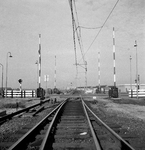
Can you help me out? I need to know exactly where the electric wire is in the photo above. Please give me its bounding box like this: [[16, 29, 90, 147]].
[[79, 25, 103, 30], [84, 0, 120, 56], [73, 0, 85, 64], [69, 0, 120, 88]]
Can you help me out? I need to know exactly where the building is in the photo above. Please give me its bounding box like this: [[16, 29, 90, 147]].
[[77, 85, 107, 94], [117, 84, 145, 93]]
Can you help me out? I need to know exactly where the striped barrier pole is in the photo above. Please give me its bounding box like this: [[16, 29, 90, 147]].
[[113, 27, 116, 87], [54, 55, 56, 88], [98, 52, 100, 92], [38, 34, 41, 89], [130, 55, 133, 98]]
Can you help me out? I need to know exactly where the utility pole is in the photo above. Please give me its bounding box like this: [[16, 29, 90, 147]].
[[69, 0, 78, 87], [85, 61, 87, 90], [130, 55, 132, 98], [69, 0, 87, 90], [134, 40, 138, 99], [5, 52, 12, 98]]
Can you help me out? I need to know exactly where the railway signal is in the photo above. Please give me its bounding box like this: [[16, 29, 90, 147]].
[[18, 79, 22, 91]]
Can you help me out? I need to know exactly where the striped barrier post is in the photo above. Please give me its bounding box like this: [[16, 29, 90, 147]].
[[38, 34, 41, 89], [113, 27, 116, 87], [98, 52, 100, 92]]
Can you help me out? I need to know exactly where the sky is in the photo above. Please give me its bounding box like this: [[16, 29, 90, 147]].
[[0, 0, 144, 89]]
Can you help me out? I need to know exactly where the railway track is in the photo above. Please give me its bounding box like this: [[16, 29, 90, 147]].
[[7, 97, 135, 150], [0, 99, 50, 125]]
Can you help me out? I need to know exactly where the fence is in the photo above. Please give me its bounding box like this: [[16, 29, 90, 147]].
[[4, 90, 36, 98], [128, 89, 145, 98]]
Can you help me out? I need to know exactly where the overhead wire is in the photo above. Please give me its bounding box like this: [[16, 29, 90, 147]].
[[84, 0, 120, 56], [73, 0, 86, 64], [68, 0, 120, 88], [79, 25, 103, 30]]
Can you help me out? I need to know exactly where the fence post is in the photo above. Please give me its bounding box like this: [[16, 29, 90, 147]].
[[24, 90, 26, 98], [32, 90, 34, 97], [21, 90, 23, 98], [11, 90, 13, 98]]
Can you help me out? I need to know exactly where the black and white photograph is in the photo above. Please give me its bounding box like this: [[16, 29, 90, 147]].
[[0, 0, 145, 149]]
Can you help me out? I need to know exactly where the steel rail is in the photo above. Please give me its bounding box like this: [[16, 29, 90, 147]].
[[0, 99, 50, 123], [83, 100, 136, 150], [39, 99, 67, 150], [81, 99, 102, 150], [8, 99, 67, 150]]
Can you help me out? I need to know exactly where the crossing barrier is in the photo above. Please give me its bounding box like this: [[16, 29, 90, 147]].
[[128, 89, 145, 98], [4, 90, 36, 98]]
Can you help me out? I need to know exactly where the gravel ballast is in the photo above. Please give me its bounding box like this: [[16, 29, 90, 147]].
[[87, 97, 145, 150], [1, 96, 145, 150]]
